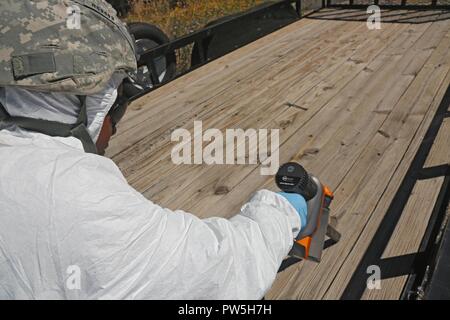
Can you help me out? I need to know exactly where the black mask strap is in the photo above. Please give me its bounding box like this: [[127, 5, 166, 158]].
[[0, 93, 98, 154]]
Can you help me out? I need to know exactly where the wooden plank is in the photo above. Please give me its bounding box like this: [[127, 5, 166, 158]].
[[269, 20, 450, 300], [424, 117, 450, 168], [321, 29, 450, 299], [135, 22, 407, 210], [107, 18, 331, 158], [115, 18, 318, 128], [118, 18, 440, 300], [192, 21, 430, 220], [115, 19, 374, 188], [109, 19, 349, 171], [362, 96, 450, 299], [124, 18, 318, 105], [132, 20, 392, 206], [108, 9, 450, 300], [361, 177, 445, 300]]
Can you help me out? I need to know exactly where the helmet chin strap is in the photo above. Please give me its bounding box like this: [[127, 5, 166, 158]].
[[0, 95, 98, 154]]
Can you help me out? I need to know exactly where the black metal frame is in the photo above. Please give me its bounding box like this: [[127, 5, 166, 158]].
[[320, 0, 450, 299], [341, 85, 450, 300], [132, 0, 450, 101], [327, 0, 450, 10], [308, 2, 450, 24], [140, 0, 302, 66], [424, 205, 450, 299], [132, 0, 304, 101]]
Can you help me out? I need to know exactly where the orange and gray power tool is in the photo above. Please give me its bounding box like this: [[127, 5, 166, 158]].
[[276, 162, 341, 262]]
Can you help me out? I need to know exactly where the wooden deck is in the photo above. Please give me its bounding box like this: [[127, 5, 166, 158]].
[[108, 8, 450, 299]]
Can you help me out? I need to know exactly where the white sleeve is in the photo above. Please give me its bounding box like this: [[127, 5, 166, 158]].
[[60, 156, 301, 300]]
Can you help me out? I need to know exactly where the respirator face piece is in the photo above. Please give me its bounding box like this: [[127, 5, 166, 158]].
[[109, 93, 128, 135]]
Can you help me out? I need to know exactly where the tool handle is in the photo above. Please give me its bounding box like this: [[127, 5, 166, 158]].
[[275, 162, 317, 201], [296, 176, 324, 239]]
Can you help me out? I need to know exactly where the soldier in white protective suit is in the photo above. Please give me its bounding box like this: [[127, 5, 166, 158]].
[[0, 0, 307, 299]]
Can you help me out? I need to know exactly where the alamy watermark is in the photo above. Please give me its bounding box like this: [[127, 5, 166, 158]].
[[171, 121, 280, 175], [67, 5, 81, 30], [66, 265, 81, 290], [367, 265, 381, 290], [367, 5, 381, 30]]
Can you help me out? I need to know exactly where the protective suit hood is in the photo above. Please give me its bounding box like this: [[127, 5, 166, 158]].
[[0, 74, 124, 143]]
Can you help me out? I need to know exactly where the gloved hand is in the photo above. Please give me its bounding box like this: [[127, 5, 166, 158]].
[[278, 192, 308, 232]]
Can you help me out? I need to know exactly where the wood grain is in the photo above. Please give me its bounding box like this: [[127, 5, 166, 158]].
[[109, 9, 450, 299]]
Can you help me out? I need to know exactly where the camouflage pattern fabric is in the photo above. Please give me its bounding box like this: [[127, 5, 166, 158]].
[[0, 0, 137, 95]]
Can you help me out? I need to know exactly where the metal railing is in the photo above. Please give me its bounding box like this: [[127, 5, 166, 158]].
[[327, 0, 450, 9], [131, 0, 304, 101], [132, 0, 449, 101]]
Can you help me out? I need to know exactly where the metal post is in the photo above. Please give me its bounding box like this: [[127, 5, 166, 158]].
[[196, 41, 206, 64], [148, 60, 161, 86], [295, 0, 302, 17]]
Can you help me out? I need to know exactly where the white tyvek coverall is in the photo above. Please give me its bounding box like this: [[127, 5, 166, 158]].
[[0, 84, 301, 300]]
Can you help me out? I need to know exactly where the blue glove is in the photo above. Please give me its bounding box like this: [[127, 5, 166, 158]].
[[278, 192, 308, 231]]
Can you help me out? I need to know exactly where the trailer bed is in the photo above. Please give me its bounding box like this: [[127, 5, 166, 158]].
[[108, 8, 450, 299]]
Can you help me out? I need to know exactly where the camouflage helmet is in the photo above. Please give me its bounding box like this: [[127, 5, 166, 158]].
[[0, 0, 137, 95]]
